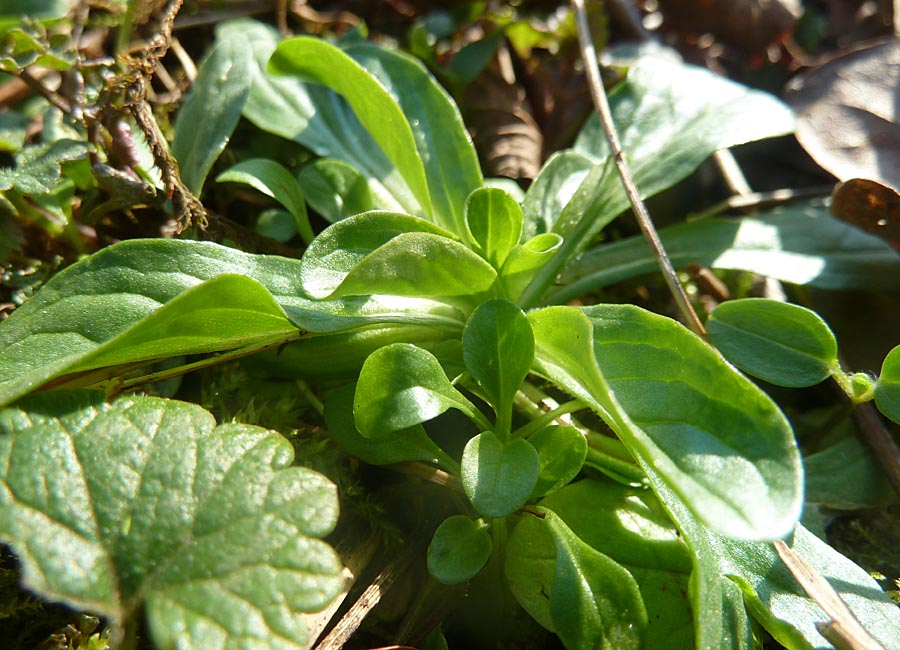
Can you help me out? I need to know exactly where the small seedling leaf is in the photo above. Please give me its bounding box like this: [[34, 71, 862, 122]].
[[427, 515, 492, 584], [707, 298, 838, 387], [354, 343, 480, 437], [297, 158, 374, 223], [217, 158, 313, 242], [325, 383, 457, 471], [465, 187, 523, 268], [528, 425, 588, 498], [463, 300, 534, 424], [875, 344, 900, 424], [461, 431, 539, 518], [500, 233, 563, 302], [0, 390, 343, 649]]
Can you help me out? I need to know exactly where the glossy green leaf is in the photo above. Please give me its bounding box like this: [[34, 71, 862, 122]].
[[507, 479, 693, 647], [0, 0, 68, 32], [529, 304, 802, 541], [804, 436, 894, 509], [646, 479, 755, 650], [0, 391, 343, 649], [217, 158, 313, 243], [269, 37, 434, 220], [707, 298, 838, 388], [463, 300, 534, 429], [354, 343, 484, 438], [527, 425, 588, 498], [0, 139, 90, 195], [298, 211, 491, 301], [465, 187, 523, 269], [500, 233, 563, 303], [0, 239, 466, 408], [521, 45, 795, 305], [521, 150, 593, 240], [218, 19, 417, 215], [545, 509, 647, 650], [712, 526, 900, 650], [875, 345, 900, 424], [297, 158, 374, 223], [551, 203, 900, 302], [461, 431, 539, 518], [427, 515, 492, 584], [344, 42, 482, 236], [172, 32, 251, 196], [324, 383, 457, 471]]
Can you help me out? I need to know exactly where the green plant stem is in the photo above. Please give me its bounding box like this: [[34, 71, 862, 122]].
[[512, 398, 586, 439], [295, 379, 325, 416], [571, 0, 706, 339], [115, 330, 309, 392]]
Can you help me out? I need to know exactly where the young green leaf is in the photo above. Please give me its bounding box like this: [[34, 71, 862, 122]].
[[297, 158, 374, 223], [217, 19, 418, 215], [506, 479, 693, 648], [527, 425, 588, 498], [463, 300, 534, 431], [529, 305, 802, 541], [172, 32, 251, 196], [354, 343, 486, 437], [427, 515, 492, 584], [324, 383, 458, 471], [707, 298, 838, 388], [344, 42, 483, 236], [521, 150, 593, 240], [465, 187, 523, 269], [217, 158, 314, 243], [269, 37, 434, 220], [875, 344, 900, 424], [500, 233, 563, 303], [551, 202, 900, 302], [0, 391, 344, 649], [545, 510, 648, 650], [461, 431, 539, 518]]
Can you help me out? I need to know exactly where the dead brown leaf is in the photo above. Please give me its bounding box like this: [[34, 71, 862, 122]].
[[656, 0, 802, 53], [831, 178, 900, 250], [785, 38, 900, 191]]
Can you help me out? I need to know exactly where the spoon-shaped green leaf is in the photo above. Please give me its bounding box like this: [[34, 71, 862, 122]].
[[427, 515, 492, 584], [461, 431, 539, 517]]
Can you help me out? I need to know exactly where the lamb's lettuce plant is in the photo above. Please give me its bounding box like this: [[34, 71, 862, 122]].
[[1, 20, 899, 650]]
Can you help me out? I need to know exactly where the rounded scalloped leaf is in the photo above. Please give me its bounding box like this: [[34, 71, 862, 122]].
[[875, 345, 900, 424], [0, 391, 343, 649], [707, 298, 838, 388]]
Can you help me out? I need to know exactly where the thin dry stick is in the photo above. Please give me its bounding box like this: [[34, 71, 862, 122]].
[[773, 540, 885, 650], [571, 0, 706, 338]]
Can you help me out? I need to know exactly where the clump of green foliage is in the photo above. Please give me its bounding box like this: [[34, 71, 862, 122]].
[[1, 3, 899, 650]]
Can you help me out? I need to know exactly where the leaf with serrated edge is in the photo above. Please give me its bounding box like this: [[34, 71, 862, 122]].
[[528, 305, 802, 541], [0, 390, 343, 649]]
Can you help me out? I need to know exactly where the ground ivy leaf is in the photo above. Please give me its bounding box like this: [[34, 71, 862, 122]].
[[0, 390, 343, 649], [463, 300, 534, 426], [875, 344, 900, 424], [461, 431, 539, 518], [529, 305, 802, 541], [707, 298, 838, 388], [354, 343, 482, 437], [172, 31, 251, 196], [427, 515, 492, 584]]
